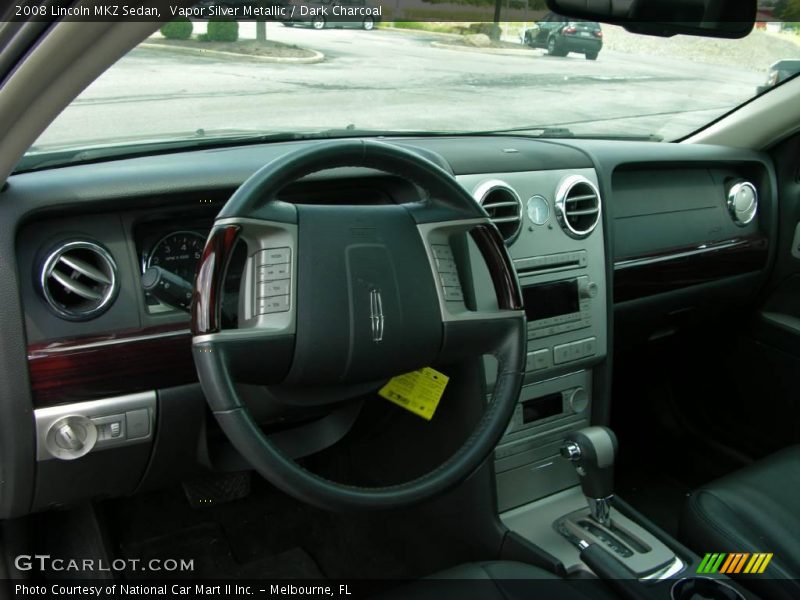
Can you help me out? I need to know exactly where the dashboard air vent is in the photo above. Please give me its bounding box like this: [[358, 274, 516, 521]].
[[555, 175, 602, 239], [727, 181, 758, 226], [40, 240, 119, 321], [473, 180, 523, 244]]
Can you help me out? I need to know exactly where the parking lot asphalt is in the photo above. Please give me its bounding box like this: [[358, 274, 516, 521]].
[[33, 24, 763, 148]]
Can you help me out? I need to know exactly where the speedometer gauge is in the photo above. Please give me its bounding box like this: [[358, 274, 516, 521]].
[[146, 231, 205, 283], [526, 195, 550, 226]]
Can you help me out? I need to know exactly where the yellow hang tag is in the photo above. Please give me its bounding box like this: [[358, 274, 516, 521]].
[[378, 367, 450, 421]]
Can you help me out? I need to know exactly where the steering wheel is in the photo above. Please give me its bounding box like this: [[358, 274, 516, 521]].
[[191, 140, 525, 511]]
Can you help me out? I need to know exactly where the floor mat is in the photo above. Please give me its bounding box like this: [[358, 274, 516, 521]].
[[121, 521, 322, 579]]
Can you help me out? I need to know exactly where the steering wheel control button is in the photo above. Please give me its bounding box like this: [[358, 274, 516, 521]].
[[431, 244, 454, 260], [431, 244, 465, 303], [443, 286, 465, 302], [259, 263, 291, 281], [439, 272, 461, 288], [258, 279, 290, 297], [254, 247, 292, 315], [435, 257, 457, 273], [258, 295, 290, 314], [45, 415, 98, 460], [258, 247, 291, 266]]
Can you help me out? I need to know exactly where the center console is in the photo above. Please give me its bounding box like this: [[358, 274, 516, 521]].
[[458, 167, 607, 512], [460, 166, 750, 599]]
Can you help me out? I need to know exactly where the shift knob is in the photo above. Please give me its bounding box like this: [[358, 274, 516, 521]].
[[562, 426, 618, 523]]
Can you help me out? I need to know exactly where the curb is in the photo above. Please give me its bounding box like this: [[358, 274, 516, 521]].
[[140, 42, 325, 64], [430, 41, 541, 56], [377, 26, 465, 40]]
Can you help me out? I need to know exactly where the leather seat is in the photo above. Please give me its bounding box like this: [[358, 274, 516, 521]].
[[680, 445, 800, 600], [376, 561, 603, 600]]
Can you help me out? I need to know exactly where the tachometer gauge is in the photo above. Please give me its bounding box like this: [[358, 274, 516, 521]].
[[527, 195, 550, 226], [146, 231, 206, 283]]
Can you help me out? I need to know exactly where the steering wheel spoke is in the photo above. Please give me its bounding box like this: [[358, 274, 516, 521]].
[[192, 217, 298, 407], [417, 218, 525, 365]]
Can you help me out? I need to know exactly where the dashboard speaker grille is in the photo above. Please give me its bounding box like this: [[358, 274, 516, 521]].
[[473, 180, 523, 244], [40, 240, 119, 321], [555, 175, 602, 239]]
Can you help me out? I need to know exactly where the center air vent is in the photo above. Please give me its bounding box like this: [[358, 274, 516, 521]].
[[473, 180, 523, 244], [40, 240, 119, 321], [555, 175, 602, 239]]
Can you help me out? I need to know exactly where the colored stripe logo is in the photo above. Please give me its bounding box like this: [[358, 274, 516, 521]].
[[697, 553, 773, 574]]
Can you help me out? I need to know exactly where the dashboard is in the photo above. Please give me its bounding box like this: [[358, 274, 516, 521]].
[[1, 135, 776, 517]]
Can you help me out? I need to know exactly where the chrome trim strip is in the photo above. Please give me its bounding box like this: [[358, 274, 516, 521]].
[[643, 556, 686, 581], [613, 239, 748, 271], [30, 329, 191, 355]]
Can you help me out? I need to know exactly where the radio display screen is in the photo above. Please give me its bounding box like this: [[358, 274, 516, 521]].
[[523, 279, 580, 322]]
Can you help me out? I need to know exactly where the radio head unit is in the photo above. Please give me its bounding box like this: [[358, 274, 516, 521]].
[[524, 276, 598, 340]]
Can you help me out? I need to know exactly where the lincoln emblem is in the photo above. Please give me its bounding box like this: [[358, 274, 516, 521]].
[[369, 288, 384, 342]]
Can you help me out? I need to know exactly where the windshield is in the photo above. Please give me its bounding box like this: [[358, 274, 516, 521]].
[[22, 17, 800, 166]]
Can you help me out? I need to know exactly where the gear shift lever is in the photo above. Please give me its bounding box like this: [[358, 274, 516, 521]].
[[561, 426, 618, 525]]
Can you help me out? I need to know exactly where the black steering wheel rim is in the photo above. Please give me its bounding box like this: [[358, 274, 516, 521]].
[[191, 139, 526, 511]]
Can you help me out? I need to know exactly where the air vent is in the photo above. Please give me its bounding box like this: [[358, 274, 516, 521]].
[[555, 175, 602, 239], [727, 181, 758, 226], [473, 180, 523, 244], [40, 240, 119, 321]]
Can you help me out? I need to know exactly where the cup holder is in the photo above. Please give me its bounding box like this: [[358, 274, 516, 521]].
[[671, 577, 745, 600]]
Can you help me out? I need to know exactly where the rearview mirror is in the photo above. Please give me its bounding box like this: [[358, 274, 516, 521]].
[[546, 0, 757, 39]]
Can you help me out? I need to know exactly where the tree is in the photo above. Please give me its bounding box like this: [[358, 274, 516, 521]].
[[256, 19, 266, 42], [775, 0, 800, 20]]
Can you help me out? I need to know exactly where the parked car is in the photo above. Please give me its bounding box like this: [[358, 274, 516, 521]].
[[757, 59, 800, 94], [283, 0, 380, 30], [523, 13, 603, 60]]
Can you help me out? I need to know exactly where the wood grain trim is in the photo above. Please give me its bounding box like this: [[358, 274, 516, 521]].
[[470, 224, 524, 311], [613, 234, 769, 303], [27, 324, 195, 407], [192, 224, 240, 335]]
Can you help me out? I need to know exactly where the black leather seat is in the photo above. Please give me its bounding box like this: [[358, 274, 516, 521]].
[[680, 445, 800, 600], [376, 561, 602, 600]]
